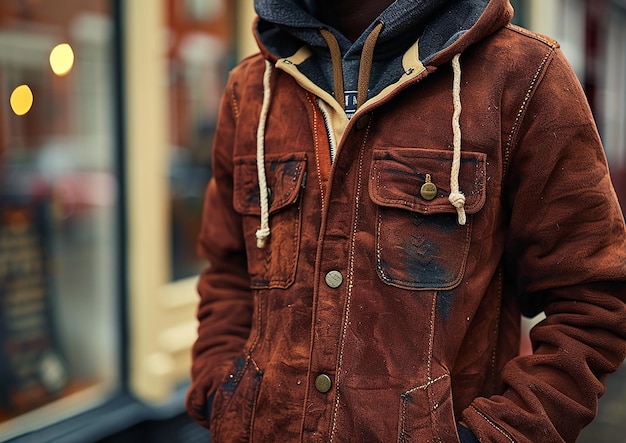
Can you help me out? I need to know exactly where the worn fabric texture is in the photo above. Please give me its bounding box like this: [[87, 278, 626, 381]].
[[186, 0, 626, 441]]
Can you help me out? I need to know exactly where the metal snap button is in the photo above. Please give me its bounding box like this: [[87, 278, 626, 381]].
[[325, 270, 343, 289], [315, 373, 332, 393], [420, 174, 437, 201]]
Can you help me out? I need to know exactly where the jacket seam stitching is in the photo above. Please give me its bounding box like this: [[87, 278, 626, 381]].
[[426, 291, 438, 437], [398, 374, 450, 443], [503, 48, 555, 177], [229, 81, 240, 120], [489, 267, 504, 392], [329, 117, 372, 443], [307, 94, 327, 211], [471, 405, 516, 442], [505, 24, 559, 49], [248, 290, 263, 354]]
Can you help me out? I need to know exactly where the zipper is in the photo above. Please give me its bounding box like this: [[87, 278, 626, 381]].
[[317, 98, 337, 163]]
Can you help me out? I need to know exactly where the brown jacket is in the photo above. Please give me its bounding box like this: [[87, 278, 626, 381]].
[[186, 1, 626, 441]]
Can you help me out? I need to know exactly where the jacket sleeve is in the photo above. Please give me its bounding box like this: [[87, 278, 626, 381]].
[[185, 73, 253, 429], [463, 47, 626, 442]]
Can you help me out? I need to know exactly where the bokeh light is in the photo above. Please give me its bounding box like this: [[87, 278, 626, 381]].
[[49, 43, 75, 76], [10, 85, 34, 116]]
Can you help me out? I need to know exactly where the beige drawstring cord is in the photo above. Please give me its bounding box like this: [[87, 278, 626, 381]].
[[256, 59, 273, 248], [449, 53, 466, 225]]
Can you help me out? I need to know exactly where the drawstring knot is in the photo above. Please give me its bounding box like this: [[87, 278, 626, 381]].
[[449, 53, 466, 225]]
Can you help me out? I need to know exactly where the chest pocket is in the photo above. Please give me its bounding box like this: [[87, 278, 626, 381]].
[[233, 153, 307, 289], [369, 148, 486, 290]]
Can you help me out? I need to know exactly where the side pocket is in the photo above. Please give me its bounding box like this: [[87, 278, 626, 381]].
[[398, 374, 458, 443], [210, 356, 264, 442]]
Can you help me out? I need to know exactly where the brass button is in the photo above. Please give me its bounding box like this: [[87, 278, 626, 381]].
[[325, 270, 343, 289], [315, 373, 332, 393], [420, 174, 437, 201], [356, 114, 371, 130]]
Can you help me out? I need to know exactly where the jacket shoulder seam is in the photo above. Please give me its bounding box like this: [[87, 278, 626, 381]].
[[502, 40, 557, 176], [504, 24, 559, 50]]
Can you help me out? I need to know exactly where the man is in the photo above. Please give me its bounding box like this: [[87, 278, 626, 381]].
[[186, 0, 626, 441]]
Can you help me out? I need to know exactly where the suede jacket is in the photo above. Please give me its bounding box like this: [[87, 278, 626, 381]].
[[186, 0, 626, 441]]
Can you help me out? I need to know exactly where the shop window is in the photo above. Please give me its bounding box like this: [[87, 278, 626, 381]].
[[0, 1, 119, 439]]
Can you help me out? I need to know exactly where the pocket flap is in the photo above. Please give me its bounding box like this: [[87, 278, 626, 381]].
[[234, 153, 307, 216], [370, 148, 487, 215]]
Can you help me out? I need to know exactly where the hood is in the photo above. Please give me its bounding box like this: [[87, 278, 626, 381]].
[[253, 0, 513, 111], [254, 0, 514, 64]]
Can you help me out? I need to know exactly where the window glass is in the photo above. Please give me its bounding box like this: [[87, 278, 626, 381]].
[[0, 1, 119, 438], [166, 0, 235, 280]]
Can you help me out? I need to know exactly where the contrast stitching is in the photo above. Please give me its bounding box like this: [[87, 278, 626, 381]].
[[248, 289, 263, 354], [427, 293, 437, 381], [230, 83, 240, 120], [503, 49, 553, 175], [329, 119, 371, 443], [489, 267, 504, 393], [506, 24, 559, 49], [406, 373, 450, 394], [307, 94, 326, 210], [471, 406, 516, 442], [375, 210, 472, 290], [425, 292, 438, 438], [398, 373, 450, 443]]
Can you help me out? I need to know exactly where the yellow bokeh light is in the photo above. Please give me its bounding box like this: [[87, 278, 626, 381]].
[[10, 85, 34, 116], [50, 43, 75, 76]]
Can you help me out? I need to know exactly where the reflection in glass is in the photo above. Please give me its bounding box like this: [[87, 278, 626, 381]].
[[166, 0, 235, 280]]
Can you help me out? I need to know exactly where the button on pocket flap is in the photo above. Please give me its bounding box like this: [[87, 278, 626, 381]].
[[234, 153, 307, 216], [370, 148, 486, 215]]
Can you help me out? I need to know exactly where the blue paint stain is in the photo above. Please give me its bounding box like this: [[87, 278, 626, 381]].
[[401, 392, 414, 403], [222, 356, 246, 393], [437, 290, 454, 321], [401, 216, 456, 287]]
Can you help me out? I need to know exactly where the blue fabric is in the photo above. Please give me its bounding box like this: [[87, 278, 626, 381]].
[[205, 391, 216, 423], [457, 423, 480, 443]]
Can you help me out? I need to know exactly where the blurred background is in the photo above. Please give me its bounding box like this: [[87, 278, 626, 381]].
[[0, 0, 623, 442]]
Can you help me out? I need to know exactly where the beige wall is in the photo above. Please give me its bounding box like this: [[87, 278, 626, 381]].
[[237, 0, 258, 60]]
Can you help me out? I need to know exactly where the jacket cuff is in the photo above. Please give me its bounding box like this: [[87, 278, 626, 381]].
[[457, 423, 480, 443]]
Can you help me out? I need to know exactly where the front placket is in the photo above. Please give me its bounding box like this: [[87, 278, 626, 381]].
[[301, 111, 373, 442]]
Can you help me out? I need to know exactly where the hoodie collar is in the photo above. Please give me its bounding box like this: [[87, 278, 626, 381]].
[[254, 0, 513, 65], [254, 0, 449, 60]]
